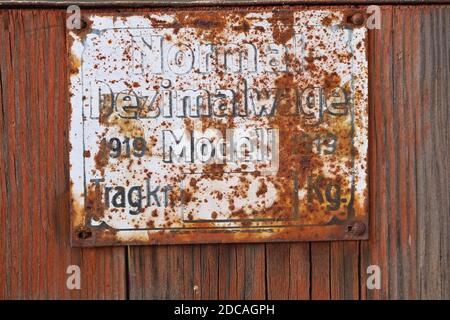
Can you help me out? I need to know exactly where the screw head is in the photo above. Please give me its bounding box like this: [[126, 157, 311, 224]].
[[351, 13, 365, 26], [353, 221, 366, 235], [347, 221, 366, 236]]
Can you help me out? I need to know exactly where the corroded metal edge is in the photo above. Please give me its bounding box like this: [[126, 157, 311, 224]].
[[71, 223, 369, 247]]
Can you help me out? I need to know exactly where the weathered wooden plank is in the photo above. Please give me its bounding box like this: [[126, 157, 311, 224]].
[[414, 6, 449, 299], [360, 5, 450, 299], [310, 242, 330, 299], [218, 244, 265, 299], [182, 245, 203, 299], [198, 244, 219, 299], [360, 6, 393, 300], [359, 6, 392, 300], [128, 245, 184, 299], [390, 5, 419, 299], [129, 244, 266, 300], [266, 244, 290, 300], [330, 241, 359, 299], [266, 243, 310, 299], [129, 245, 220, 299], [437, 6, 450, 300], [0, 10, 126, 299], [286, 243, 310, 299]]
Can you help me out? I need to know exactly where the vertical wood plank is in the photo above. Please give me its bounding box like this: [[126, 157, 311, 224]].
[[128, 245, 220, 299], [182, 245, 203, 299], [330, 241, 359, 299], [415, 6, 449, 299], [360, 6, 393, 300], [0, 9, 126, 299], [360, 5, 449, 299], [287, 243, 310, 299], [310, 242, 330, 300], [266, 244, 290, 299], [390, 5, 419, 299], [199, 244, 219, 299], [129, 242, 281, 300], [129, 244, 266, 300], [438, 6, 450, 300], [129, 245, 198, 299], [266, 243, 310, 299], [218, 244, 265, 299]]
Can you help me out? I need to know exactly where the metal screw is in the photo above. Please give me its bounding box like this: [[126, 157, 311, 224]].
[[347, 221, 366, 235], [351, 13, 365, 26]]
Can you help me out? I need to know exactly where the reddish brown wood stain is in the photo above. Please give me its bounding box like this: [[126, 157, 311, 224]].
[[0, 5, 449, 299]]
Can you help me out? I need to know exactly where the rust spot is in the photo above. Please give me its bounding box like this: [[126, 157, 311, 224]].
[[69, 53, 80, 76], [268, 10, 294, 45], [256, 180, 268, 197], [94, 138, 109, 175]]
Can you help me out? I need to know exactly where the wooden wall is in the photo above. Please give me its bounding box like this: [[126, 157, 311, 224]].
[[0, 4, 448, 299]]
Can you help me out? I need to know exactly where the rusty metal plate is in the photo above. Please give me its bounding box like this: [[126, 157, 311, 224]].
[[68, 7, 368, 246]]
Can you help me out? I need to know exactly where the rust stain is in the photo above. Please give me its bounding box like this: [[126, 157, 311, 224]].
[[69, 53, 81, 76], [94, 138, 109, 176], [268, 10, 295, 45]]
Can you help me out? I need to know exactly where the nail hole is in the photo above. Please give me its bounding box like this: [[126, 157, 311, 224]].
[[78, 230, 92, 239], [79, 19, 88, 29], [346, 15, 353, 24]]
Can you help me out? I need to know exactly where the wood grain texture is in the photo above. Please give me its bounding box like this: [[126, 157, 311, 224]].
[[0, 5, 448, 300], [330, 241, 359, 299], [266, 243, 310, 299], [218, 244, 265, 299], [0, 9, 126, 299], [310, 242, 330, 299], [128, 244, 266, 299], [415, 6, 450, 300], [360, 5, 450, 300]]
